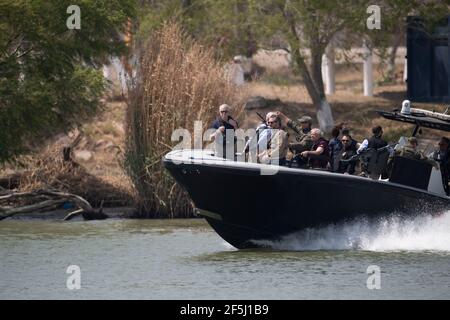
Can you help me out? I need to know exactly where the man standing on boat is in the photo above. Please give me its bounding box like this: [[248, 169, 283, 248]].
[[429, 137, 450, 165], [357, 125, 388, 176], [428, 137, 450, 194], [357, 126, 387, 154], [210, 104, 239, 159]]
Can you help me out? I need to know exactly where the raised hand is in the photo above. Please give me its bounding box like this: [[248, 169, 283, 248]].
[[228, 118, 238, 129]]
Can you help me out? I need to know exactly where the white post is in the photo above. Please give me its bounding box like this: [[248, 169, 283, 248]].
[[403, 55, 408, 83], [321, 54, 327, 87], [363, 40, 373, 97], [324, 44, 335, 95]]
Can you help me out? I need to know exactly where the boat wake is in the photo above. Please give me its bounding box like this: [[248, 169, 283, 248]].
[[252, 211, 450, 252]]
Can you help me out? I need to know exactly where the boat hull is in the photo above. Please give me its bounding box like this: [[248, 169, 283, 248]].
[[163, 152, 449, 249]]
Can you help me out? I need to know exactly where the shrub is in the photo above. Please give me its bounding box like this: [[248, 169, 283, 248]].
[[124, 23, 245, 218]]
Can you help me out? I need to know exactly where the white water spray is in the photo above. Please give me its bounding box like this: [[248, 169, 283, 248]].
[[253, 211, 450, 252]]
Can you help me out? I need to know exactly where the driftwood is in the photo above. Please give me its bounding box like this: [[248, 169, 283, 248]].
[[0, 189, 107, 221]]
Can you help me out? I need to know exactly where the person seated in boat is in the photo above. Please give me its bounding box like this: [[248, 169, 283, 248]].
[[385, 137, 438, 181], [256, 111, 276, 147], [244, 111, 275, 157], [299, 128, 330, 169], [257, 114, 288, 166], [338, 134, 358, 174], [357, 125, 387, 176], [276, 112, 313, 167], [210, 104, 239, 158], [328, 126, 343, 172], [341, 127, 360, 150], [395, 137, 427, 161]]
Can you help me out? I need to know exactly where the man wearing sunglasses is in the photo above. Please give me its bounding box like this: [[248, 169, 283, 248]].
[[429, 137, 450, 165], [258, 114, 288, 166], [211, 104, 239, 158], [428, 137, 450, 194], [338, 135, 358, 174]]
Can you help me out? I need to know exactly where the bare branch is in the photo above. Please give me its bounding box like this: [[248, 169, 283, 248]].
[[0, 189, 107, 221]]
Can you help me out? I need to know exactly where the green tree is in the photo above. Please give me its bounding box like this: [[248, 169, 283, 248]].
[[0, 0, 136, 163]]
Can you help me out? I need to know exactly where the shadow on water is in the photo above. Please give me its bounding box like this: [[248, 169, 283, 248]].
[[0, 218, 211, 240], [192, 247, 449, 261], [191, 247, 386, 264]]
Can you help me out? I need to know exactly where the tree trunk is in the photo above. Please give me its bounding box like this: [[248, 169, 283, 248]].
[[283, 8, 335, 133], [310, 49, 325, 96], [317, 99, 334, 132], [291, 47, 335, 132]]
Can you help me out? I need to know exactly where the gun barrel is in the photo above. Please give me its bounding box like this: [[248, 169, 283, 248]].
[[256, 112, 266, 123]]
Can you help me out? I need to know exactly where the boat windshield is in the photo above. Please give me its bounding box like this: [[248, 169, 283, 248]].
[[395, 135, 440, 158]]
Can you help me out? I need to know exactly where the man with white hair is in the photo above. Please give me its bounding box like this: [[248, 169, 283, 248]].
[[258, 114, 288, 166], [243, 111, 276, 161], [300, 128, 330, 169], [210, 104, 239, 158], [256, 111, 276, 146]]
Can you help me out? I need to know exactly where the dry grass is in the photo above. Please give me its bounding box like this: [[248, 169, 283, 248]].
[[124, 23, 246, 218], [3, 144, 135, 209]]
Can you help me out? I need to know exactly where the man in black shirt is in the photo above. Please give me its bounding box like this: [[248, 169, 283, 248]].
[[429, 137, 450, 194], [339, 134, 358, 174], [357, 126, 388, 176], [210, 104, 239, 158]]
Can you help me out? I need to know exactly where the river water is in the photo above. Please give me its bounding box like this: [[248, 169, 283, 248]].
[[1, 214, 449, 300]]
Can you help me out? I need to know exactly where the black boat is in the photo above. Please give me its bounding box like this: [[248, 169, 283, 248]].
[[163, 106, 450, 249]]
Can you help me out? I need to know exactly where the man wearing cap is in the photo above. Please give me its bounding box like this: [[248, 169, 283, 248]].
[[276, 112, 313, 166], [395, 137, 426, 161]]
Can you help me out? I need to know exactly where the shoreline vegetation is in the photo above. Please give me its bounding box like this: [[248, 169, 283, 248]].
[[1, 18, 447, 220], [124, 23, 245, 218]]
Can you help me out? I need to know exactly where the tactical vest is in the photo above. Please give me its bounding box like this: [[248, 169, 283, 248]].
[[399, 146, 422, 160]]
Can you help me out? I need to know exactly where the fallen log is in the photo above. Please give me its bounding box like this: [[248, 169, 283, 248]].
[[0, 189, 107, 221], [63, 209, 85, 221]]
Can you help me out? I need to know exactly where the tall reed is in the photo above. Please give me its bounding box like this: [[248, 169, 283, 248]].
[[125, 23, 245, 218]]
